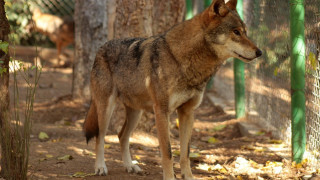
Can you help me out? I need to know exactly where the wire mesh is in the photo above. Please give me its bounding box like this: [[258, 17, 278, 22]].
[[245, 0, 291, 143], [30, 0, 74, 17], [244, 0, 320, 167], [305, 0, 320, 167]]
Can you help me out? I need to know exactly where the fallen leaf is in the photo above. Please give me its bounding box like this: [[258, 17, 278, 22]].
[[45, 154, 53, 158], [58, 155, 73, 161], [51, 138, 63, 143], [269, 139, 283, 144], [309, 52, 317, 70], [266, 161, 283, 167], [254, 147, 266, 153], [241, 145, 255, 150], [211, 124, 227, 132], [39, 158, 47, 162], [249, 160, 262, 169], [173, 150, 180, 157], [38, 132, 49, 141], [135, 155, 141, 160], [208, 137, 219, 144], [237, 175, 243, 180], [104, 144, 111, 149], [255, 131, 265, 136], [301, 158, 309, 166], [189, 152, 200, 159]]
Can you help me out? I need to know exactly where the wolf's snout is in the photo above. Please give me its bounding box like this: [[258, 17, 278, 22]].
[[256, 49, 262, 57]]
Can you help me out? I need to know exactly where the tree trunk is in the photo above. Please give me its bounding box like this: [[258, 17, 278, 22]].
[[110, 0, 185, 39], [243, 0, 254, 27], [72, 0, 108, 102], [108, 0, 185, 133], [0, 0, 11, 176]]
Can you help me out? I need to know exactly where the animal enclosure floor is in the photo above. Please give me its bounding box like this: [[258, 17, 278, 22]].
[[4, 46, 317, 180]]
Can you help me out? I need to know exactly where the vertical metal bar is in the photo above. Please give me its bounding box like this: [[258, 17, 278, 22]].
[[234, 0, 245, 118], [204, 0, 211, 8], [290, 0, 306, 163], [185, 0, 193, 20]]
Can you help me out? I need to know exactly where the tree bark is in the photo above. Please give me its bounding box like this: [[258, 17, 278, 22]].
[[0, 0, 11, 176], [72, 0, 108, 102], [111, 0, 185, 39]]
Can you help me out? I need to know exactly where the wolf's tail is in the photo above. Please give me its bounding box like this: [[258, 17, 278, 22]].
[[83, 100, 99, 143]]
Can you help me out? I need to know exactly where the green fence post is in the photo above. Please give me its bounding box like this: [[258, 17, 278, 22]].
[[234, 0, 245, 118], [290, 0, 306, 163], [186, 0, 193, 20], [204, 0, 211, 8]]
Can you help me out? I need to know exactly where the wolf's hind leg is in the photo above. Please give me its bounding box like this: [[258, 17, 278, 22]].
[[118, 106, 143, 173], [95, 90, 116, 176]]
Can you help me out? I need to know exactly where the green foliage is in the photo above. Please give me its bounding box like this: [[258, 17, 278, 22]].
[[0, 40, 9, 54], [5, 0, 54, 47], [5, 0, 32, 44]]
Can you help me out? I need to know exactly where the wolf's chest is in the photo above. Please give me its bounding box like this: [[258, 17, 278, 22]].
[[168, 90, 196, 113]]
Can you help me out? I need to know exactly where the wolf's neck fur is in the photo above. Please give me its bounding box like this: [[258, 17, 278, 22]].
[[164, 13, 225, 89]]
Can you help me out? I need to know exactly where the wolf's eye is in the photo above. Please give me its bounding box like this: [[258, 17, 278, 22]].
[[233, 30, 241, 36]]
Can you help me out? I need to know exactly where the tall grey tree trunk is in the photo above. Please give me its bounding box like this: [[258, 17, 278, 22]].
[[110, 0, 185, 39], [243, 0, 254, 27], [0, 0, 11, 177], [72, 0, 108, 102]]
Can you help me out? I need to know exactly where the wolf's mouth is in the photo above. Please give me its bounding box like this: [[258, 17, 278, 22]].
[[233, 52, 254, 61]]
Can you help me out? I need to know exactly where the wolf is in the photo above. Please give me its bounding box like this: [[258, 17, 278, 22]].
[[32, 9, 74, 64], [83, 0, 262, 179]]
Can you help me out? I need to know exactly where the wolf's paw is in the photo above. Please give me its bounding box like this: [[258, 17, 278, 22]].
[[125, 164, 142, 174], [95, 164, 108, 176]]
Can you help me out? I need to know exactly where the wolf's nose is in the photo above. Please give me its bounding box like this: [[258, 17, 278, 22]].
[[256, 49, 262, 57]]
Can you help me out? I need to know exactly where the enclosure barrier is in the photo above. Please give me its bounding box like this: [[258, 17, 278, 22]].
[[186, 0, 317, 165], [234, 0, 246, 119], [241, 0, 319, 166], [290, 0, 306, 163]]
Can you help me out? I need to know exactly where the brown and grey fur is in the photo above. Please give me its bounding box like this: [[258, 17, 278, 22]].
[[83, 0, 262, 179]]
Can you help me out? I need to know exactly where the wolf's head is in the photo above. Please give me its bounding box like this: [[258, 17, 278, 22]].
[[202, 0, 262, 62]]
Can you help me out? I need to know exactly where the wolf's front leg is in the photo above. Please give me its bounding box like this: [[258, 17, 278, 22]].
[[177, 106, 195, 180], [95, 134, 108, 175], [154, 105, 176, 180]]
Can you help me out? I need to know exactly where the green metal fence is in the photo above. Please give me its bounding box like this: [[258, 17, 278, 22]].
[[188, 0, 320, 166], [241, 0, 320, 166]]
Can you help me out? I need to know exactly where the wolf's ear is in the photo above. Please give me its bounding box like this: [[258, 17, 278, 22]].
[[226, 0, 237, 10], [211, 0, 229, 17]]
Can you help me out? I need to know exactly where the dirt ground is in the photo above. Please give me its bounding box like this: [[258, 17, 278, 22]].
[[4, 46, 319, 180]]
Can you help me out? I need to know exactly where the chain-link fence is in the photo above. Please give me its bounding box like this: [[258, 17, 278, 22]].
[[245, 1, 291, 145], [242, 0, 320, 168], [30, 0, 74, 17], [305, 0, 320, 168]]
